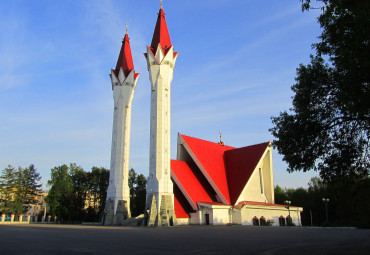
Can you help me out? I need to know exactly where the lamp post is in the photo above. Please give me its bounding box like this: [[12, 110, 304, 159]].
[[285, 200, 291, 226], [322, 198, 329, 224]]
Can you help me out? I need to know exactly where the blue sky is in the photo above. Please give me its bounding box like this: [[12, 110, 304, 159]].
[[0, 0, 322, 189]]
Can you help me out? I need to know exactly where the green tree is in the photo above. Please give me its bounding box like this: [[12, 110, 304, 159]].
[[270, 0, 369, 182], [0, 165, 42, 215], [129, 169, 147, 217], [46, 164, 73, 221], [0, 165, 18, 214], [86, 166, 109, 221], [69, 164, 88, 221], [274, 185, 288, 204], [16, 164, 42, 213]]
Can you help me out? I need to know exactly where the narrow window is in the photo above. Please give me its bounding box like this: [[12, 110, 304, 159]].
[[259, 168, 264, 194]]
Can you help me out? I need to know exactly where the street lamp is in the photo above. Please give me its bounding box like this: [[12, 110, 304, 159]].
[[285, 200, 291, 226], [322, 198, 329, 224]]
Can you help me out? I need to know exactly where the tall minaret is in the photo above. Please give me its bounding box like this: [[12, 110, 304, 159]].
[[144, 3, 178, 226], [104, 26, 139, 225]]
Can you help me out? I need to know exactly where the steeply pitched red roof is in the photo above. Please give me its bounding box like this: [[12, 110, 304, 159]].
[[173, 134, 271, 212], [114, 32, 138, 78], [171, 160, 216, 209], [225, 142, 270, 205], [150, 8, 172, 55], [174, 184, 192, 218], [180, 134, 234, 204]]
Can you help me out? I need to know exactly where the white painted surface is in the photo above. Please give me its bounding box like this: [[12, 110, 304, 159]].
[[106, 69, 138, 216], [146, 45, 178, 212]]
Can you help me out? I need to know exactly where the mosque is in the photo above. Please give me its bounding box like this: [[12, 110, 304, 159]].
[[102, 2, 303, 227]]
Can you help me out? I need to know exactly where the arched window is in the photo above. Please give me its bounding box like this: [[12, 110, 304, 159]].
[[286, 215, 292, 226], [252, 216, 259, 226], [260, 216, 266, 226], [279, 216, 285, 226]]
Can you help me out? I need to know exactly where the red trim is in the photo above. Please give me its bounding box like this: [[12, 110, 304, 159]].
[[114, 33, 138, 78], [150, 8, 172, 56]]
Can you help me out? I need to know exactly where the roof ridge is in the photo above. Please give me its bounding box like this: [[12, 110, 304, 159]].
[[179, 133, 235, 149], [226, 141, 271, 152]]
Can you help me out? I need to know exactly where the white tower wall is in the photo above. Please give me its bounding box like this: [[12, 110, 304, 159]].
[[105, 68, 138, 222], [145, 45, 178, 225]]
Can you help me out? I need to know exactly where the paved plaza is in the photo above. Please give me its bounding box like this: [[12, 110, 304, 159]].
[[0, 224, 369, 254]]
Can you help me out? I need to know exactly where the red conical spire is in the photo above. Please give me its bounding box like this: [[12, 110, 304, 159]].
[[115, 27, 136, 78], [150, 7, 172, 55]]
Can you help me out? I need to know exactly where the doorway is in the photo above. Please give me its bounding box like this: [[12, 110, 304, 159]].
[[205, 213, 210, 225]]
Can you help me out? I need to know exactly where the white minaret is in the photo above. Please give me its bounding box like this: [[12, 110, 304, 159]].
[[144, 4, 178, 226], [104, 26, 139, 225]]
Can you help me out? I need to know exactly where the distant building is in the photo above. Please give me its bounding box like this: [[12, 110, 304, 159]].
[[0, 189, 47, 217]]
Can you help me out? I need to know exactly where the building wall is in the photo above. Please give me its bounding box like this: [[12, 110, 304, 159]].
[[235, 147, 275, 205], [240, 206, 302, 226], [262, 147, 274, 203], [212, 207, 231, 225], [238, 169, 267, 203], [176, 218, 190, 225]]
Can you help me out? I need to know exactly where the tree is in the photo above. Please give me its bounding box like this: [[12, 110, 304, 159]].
[[16, 164, 42, 212], [86, 166, 109, 221], [274, 185, 288, 204], [46, 164, 73, 221], [270, 0, 369, 182], [69, 163, 88, 221], [0, 166, 18, 214], [0, 165, 42, 215], [129, 169, 147, 217]]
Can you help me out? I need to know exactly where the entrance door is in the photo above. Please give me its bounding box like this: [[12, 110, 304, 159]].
[[205, 213, 210, 225]]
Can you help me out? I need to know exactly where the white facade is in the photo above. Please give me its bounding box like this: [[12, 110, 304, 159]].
[[145, 45, 178, 213], [106, 68, 138, 216], [177, 203, 302, 226]]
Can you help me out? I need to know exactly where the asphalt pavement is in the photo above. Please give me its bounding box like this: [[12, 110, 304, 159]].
[[0, 224, 369, 254]]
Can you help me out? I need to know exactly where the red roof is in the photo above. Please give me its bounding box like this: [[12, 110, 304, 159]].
[[150, 8, 172, 55], [180, 134, 234, 204], [174, 184, 192, 218], [114, 32, 138, 78], [171, 160, 216, 209], [225, 142, 270, 205]]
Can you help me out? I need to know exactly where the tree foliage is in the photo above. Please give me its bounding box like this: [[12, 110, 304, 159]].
[[270, 0, 369, 182], [46, 164, 109, 222], [275, 176, 370, 228], [87, 167, 109, 220], [46, 164, 73, 221], [0, 165, 42, 215], [129, 168, 147, 217]]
